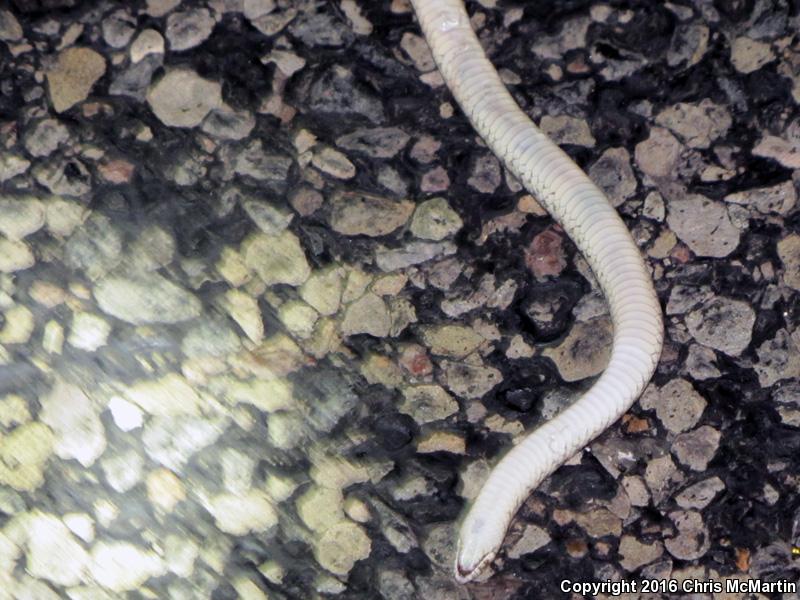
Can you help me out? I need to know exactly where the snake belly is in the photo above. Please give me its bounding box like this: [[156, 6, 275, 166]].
[[410, 0, 664, 583]]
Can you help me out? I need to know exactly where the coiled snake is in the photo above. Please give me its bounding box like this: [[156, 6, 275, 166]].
[[410, 0, 665, 583]]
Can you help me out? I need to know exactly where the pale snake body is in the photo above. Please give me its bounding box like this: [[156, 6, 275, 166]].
[[410, 0, 665, 583]]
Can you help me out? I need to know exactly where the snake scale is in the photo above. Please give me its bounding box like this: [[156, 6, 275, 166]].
[[410, 0, 665, 583]]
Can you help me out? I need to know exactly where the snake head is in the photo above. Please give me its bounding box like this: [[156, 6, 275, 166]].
[[454, 516, 502, 583], [454, 546, 496, 583]]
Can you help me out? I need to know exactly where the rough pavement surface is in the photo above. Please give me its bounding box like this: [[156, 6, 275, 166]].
[[0, 0, 799, 599]]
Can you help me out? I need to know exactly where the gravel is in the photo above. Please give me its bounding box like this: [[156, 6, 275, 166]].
[[1, 1, 797, 597]]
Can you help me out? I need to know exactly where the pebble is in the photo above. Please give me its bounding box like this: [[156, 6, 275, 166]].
[[777, 234, 800, 290], [337, 127, 410, 158], [64, 213, 123, 281], [341, 292, 391, 337], [398, 385, 459, 424], [94, 272, 201, 325], [0, 10, 22, 41], [664, 510, 710, 560], [289, 186, 323, 216], [242, 0, 276, 20], [202, 105, 256, 140], [46, 47, 106, 113], [165, 9, 215, 51], [416, 430, 466, 454], [124, 373, 201, 417], [0, 238, 34, 272], [181, 315, 241, 358], [378, 570, 416, 600], [329, 191, 414, 237], [410, 135, 441, 163], [684, 344, 721, 380], [507, 524, 551, 559], [753, 123, 800, 167], [264, 49, 306, 78], [525, 228, 567, 279], [145, 0, 181, 17], [467, 153, 502, 193], [666, 284, 713, 316], [635, 127, 681, 178], [45, 197, 86, 237], [685, 296, 755, 356], [219, 377, 295, 414], [421, 165, 450, 192], [101, 449, 144, 493], [360, 354, 397, 385], [540, 115, 596, 147], [0, 394, 30, 428], [0, 304, 34, 344], [622, 475, 650, 507], [23, 119, 69, 157], [107, 397, 143, 432], [618, 536, 664, 572], [207, 490, 277, 535], [654, 100, 732, 149], [311, 146, 356, 179], [241, 230, 311, 287], [307, 64, 384, 124], [410, 197, 463, 241], [248, 5, 298, 37], [401, 31, 435, 72], [296, 485, 344, 532], [299, 267, 343, 316], [146, 69, 222, 128], [314, 520, 371, 576], [422, 324, 483, 358], [641, 378, 706, 434], [421, 523, 457, 570], [543, 316, 612, 382], [0, 196, 44, 240], [145, 468, 186, 513], [68, 311, 111, 352], [25, 512, 90, 586], [643, 191, 666, 221], [675, 476, 725, 510], [588, 147, 636, 206], [441, 359, 502, 399], [102, 9, 136, 48], [667, 194, 740, 257], [288, 11, 351, 47], [645, 454, 684, 506], [0, 152, 30, 182], [730, 36, 774, 74], [648, 230, 676, 259], [725, 180, 796, 216], [671, 425, 721, 471], [143, 416, 224, 471], [130, 29, 164, 63], [90, 541, 166, 592], [232, 140, 293, 184], [222, 289, 264, 343], [668, 23, 709, 67], [0, 422, 54, 491], [573, 508, 622, 538], [340, 0, 372, 34], [755, 329, 800, 387], [267, 412, 308, 450], [376, 240, 455, 272]]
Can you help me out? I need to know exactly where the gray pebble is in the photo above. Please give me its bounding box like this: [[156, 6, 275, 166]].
[[671, 425, 721, 471]]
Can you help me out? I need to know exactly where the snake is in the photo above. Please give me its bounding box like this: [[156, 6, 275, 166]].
[[410, 0, 665, 583]]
